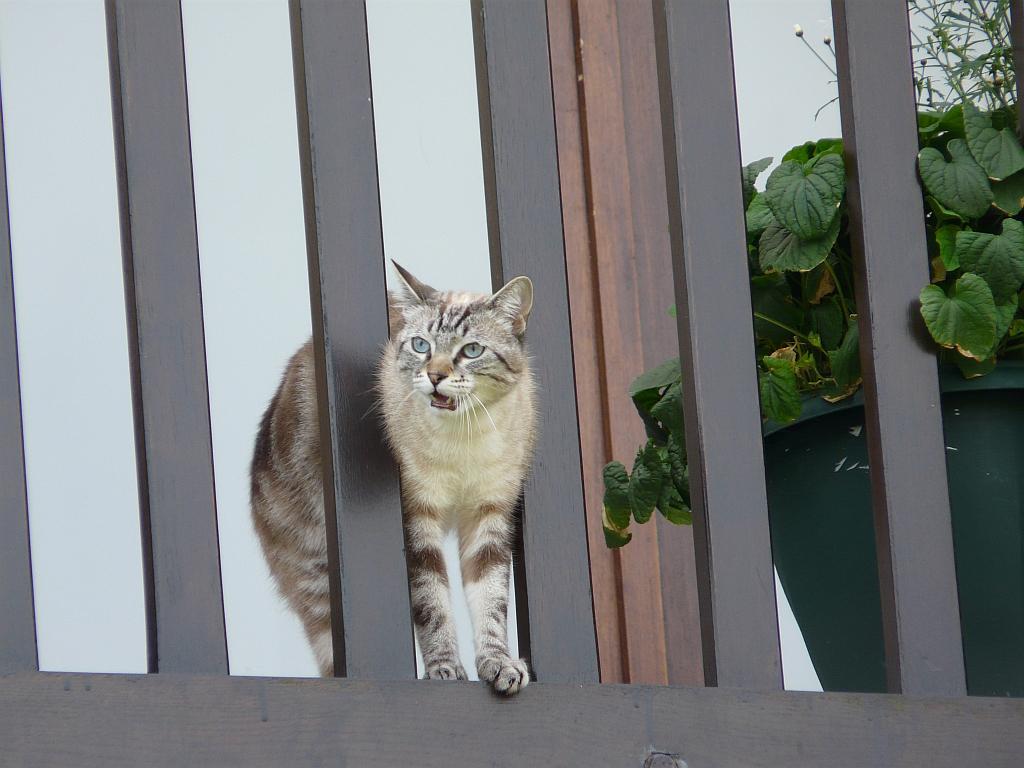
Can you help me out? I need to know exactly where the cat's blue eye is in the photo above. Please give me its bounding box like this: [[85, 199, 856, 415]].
[[411, 336, 430, 354], [461, 342, 484, 359]]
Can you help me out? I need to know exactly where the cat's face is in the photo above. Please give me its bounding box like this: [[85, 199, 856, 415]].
[[387, 262, 532, 416]]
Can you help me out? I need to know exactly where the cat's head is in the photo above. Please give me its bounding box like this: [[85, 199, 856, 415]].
[[386, 261, 532, 415]]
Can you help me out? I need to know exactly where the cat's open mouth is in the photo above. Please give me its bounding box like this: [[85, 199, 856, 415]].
[[430, 393, 457, 411]]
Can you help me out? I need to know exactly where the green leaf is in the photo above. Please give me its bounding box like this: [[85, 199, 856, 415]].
[[759, 356, 801, 423], [750, 274, 806, 345], [742, 156, 773, 208], [745, 194, 775, 235], [657, 480, 691, 526], [926, 195, 966, 224], [918, 140, 993, 219], [628, 358, 681, 399], [813, 137, 843, 157], [763, 154, 845, 240], [650, 381, 683, 435], [935, 224, 961, 270], [602, 516, 632, 548], [954, 353, 996, 379], [826, 322, 861, 398], [938, 104, 965, 137], [629, 441, 665, 524], [995, 294, 1019, 342], [956, 219, 1024, 303], [602, 461, 631, 531], [919, 273, 997, 360], [629, 357, 680, 422], [808, 298, 844, 350], [1009, 319, 1024, 338], [963, 103, 1024, 180], [666, 432, 688, 500], [992, 170, 1024, 215], [758, 210, 841, 273], [781, 141, 815, 164]]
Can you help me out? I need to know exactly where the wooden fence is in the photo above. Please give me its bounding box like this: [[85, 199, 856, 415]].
[[1, 0, 1022, 765]]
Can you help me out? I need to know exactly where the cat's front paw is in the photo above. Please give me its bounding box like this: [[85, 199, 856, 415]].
[[477, 655, 530, 695], [423, 659, 468, 681]]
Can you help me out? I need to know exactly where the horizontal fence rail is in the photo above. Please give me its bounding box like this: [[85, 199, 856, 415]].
[[831, 0, 966, 696], [105, 0, 228, 675], [472, 0, 599, 683], [653, 0, 783, 689], [0, 82, 36, 674], [289, 0, 414, 679], [2, 673, 1023, 768]]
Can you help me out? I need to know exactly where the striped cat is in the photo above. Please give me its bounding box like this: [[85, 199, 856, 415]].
[[250, 262, 536, 695]]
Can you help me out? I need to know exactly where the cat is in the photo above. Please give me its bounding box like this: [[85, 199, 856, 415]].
[[250, 262, 536, 695]]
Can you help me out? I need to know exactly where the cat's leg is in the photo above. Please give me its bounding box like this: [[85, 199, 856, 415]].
[[405, 503, 466, 680], [459, 504, 529, 695]]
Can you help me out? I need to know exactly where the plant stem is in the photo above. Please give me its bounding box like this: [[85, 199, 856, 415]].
[[823, 260, 850, 319], [753, 312, 815, 345]]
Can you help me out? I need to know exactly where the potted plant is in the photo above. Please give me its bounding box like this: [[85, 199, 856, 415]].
[[603, 2, 1024, 696]]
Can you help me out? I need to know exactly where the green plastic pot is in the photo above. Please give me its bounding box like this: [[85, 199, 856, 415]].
[[764, 361, 1024, 696]]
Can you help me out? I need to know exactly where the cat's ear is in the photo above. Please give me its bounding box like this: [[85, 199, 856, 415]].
[[391, 261, 437, 304], [489, 275, 533, 337]]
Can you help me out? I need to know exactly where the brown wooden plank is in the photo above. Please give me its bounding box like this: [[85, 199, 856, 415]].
[[472, 0, 599, 683], [545, 0, 627, 684], [2, 672, 1022, 767], [289, 0, 414, 680], [653, 0, 782, 689], [831, 0, 966, 696], [611, 0, 704, 687], [575, 0, 669, 687], [105, 0, 227, 674], [0, 80, 36, 674]]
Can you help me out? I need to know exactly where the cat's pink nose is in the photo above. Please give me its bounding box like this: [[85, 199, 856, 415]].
[[428, 371, 447, 387]]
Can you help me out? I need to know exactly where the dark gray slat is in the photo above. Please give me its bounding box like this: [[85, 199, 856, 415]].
[[105, 0, 227, 674], [289, 0, 413, 680], [831, 0, 965, 697], [1013, 0, 1024, 132], [651, 0, 781, 689], [3, 673, 1024, 768], [471, 0, 599, 684], [0, 82, 37, 673]]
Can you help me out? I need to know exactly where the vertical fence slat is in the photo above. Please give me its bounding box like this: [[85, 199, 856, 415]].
[[106, 0, 227, 674], [472, 0, 599, 684], [652, 0, 782, 689], [290, 0, 414, 680], [0, 83, 36, 674], [832, 0, 965, 696], [1013, 0, 1024, 133]]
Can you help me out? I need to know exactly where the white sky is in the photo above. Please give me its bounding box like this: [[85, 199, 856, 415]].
[[0, 0, 838, 689]]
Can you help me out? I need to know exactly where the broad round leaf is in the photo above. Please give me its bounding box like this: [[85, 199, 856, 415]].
[[650, 381, 684, 435], [628, 441, 665, 525], [992, 171, 1024, 215], [763, 154, 845, 240], [759, 356, 801, 423], [602, 461, 631, 531], [935, 224, 961, 270], [955, 219, 1024, 303], [667, 432, 688, 501], [657, 480, 692, 526], [742, 156, 773, 208], [919, 273, 997, 360], [918, 140, 993, 219], [745, 194, 775, 236], [758, 211, 841, 273], [963, 103, 1024, 181]]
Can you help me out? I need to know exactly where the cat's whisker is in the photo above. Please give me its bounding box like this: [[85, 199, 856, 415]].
[[470, 393, 499, 433]]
